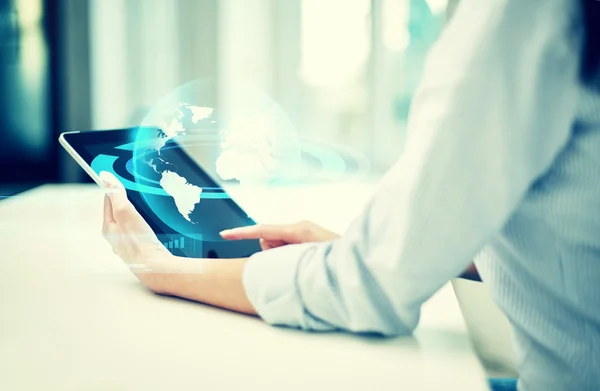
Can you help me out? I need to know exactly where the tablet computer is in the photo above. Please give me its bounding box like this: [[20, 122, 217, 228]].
[[59, 127, 262, 259]]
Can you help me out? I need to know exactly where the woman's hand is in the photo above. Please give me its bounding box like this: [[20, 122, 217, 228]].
[[99, 171, 256, 313], [100, 171, 173, 291], [220, 220, 340, 250]]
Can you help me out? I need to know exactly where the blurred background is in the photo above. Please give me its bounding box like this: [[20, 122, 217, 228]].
[[0, 0, 459, 196], [0, 1, 520, 377]]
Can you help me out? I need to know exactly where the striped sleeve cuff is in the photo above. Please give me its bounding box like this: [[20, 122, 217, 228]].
[[242, 243, 335, 331]]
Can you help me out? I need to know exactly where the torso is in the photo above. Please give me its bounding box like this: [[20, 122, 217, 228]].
[[475, 85, 600, 391]]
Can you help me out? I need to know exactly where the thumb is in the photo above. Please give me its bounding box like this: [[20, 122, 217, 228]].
[[100, 171, 132, 221], [100, 171, 124, 190]]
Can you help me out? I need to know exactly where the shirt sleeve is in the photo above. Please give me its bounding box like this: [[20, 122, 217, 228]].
[[243, 0, 582, 336]]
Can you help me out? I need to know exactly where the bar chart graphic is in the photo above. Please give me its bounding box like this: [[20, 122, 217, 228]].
[[157, 234, 202, 257]]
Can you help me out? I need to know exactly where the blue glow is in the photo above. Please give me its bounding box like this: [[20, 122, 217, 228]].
[[125, 157, 160, 185], [91, 154, 232, 199], [115, 142, 136, 151], [91, 154, 168, 195], [116, 133, 220, 152]]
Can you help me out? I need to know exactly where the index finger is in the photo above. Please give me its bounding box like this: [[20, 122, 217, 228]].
[[220, 224, 294, 241]]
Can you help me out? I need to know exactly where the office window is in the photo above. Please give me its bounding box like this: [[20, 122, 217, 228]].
[[368, 0, 445, 168], [88, 0, 447, 178], [296, 0, 371, 157], [89, 0, 219, 130], [283, 0, 446, 171]]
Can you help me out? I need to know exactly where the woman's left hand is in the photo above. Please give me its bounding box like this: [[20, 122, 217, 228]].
[[99, 171, 255, 313], [100, 171, 173, 291]]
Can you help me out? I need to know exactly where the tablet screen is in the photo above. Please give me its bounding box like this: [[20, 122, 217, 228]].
[[63, 128, 262, 259]]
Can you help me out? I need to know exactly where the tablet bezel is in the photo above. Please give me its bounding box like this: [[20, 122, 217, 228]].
[[59, 128, 262, 258]]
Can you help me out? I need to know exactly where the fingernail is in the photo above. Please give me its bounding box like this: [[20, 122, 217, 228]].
[[219, 229, 232, 235], [99, 172, 114, 187], [102, 183, 117, 195]]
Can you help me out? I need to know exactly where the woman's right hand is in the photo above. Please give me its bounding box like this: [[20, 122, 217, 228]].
[[220, 221, 340, 251]]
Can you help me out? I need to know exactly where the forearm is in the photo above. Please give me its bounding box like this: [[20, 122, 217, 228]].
[[141, 256, 257, 315]]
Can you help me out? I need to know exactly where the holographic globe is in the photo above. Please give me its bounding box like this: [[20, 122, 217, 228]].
[[131, 79, 301, 239]]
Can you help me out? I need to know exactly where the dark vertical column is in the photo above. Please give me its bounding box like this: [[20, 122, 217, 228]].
[[49, 0, 92, 183], [46, 0, 64, 184], [0, 0, 54, 185]]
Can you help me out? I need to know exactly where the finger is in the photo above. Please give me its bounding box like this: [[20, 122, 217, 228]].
[[259, 238, 270, 251], [100, 171, 125, 191], [220, 225, 263, 240], [103, 194, 115, 224], [220, 224, 297, 242], [102, 194, 117, 237], [100, 171, 135, 223], [260, 238, 288, 251]]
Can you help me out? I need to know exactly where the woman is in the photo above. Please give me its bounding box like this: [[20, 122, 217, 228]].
[[100, 0, 600, 390]]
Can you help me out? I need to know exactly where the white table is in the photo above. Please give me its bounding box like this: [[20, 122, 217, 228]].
[[0, 184, 489, 391]]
